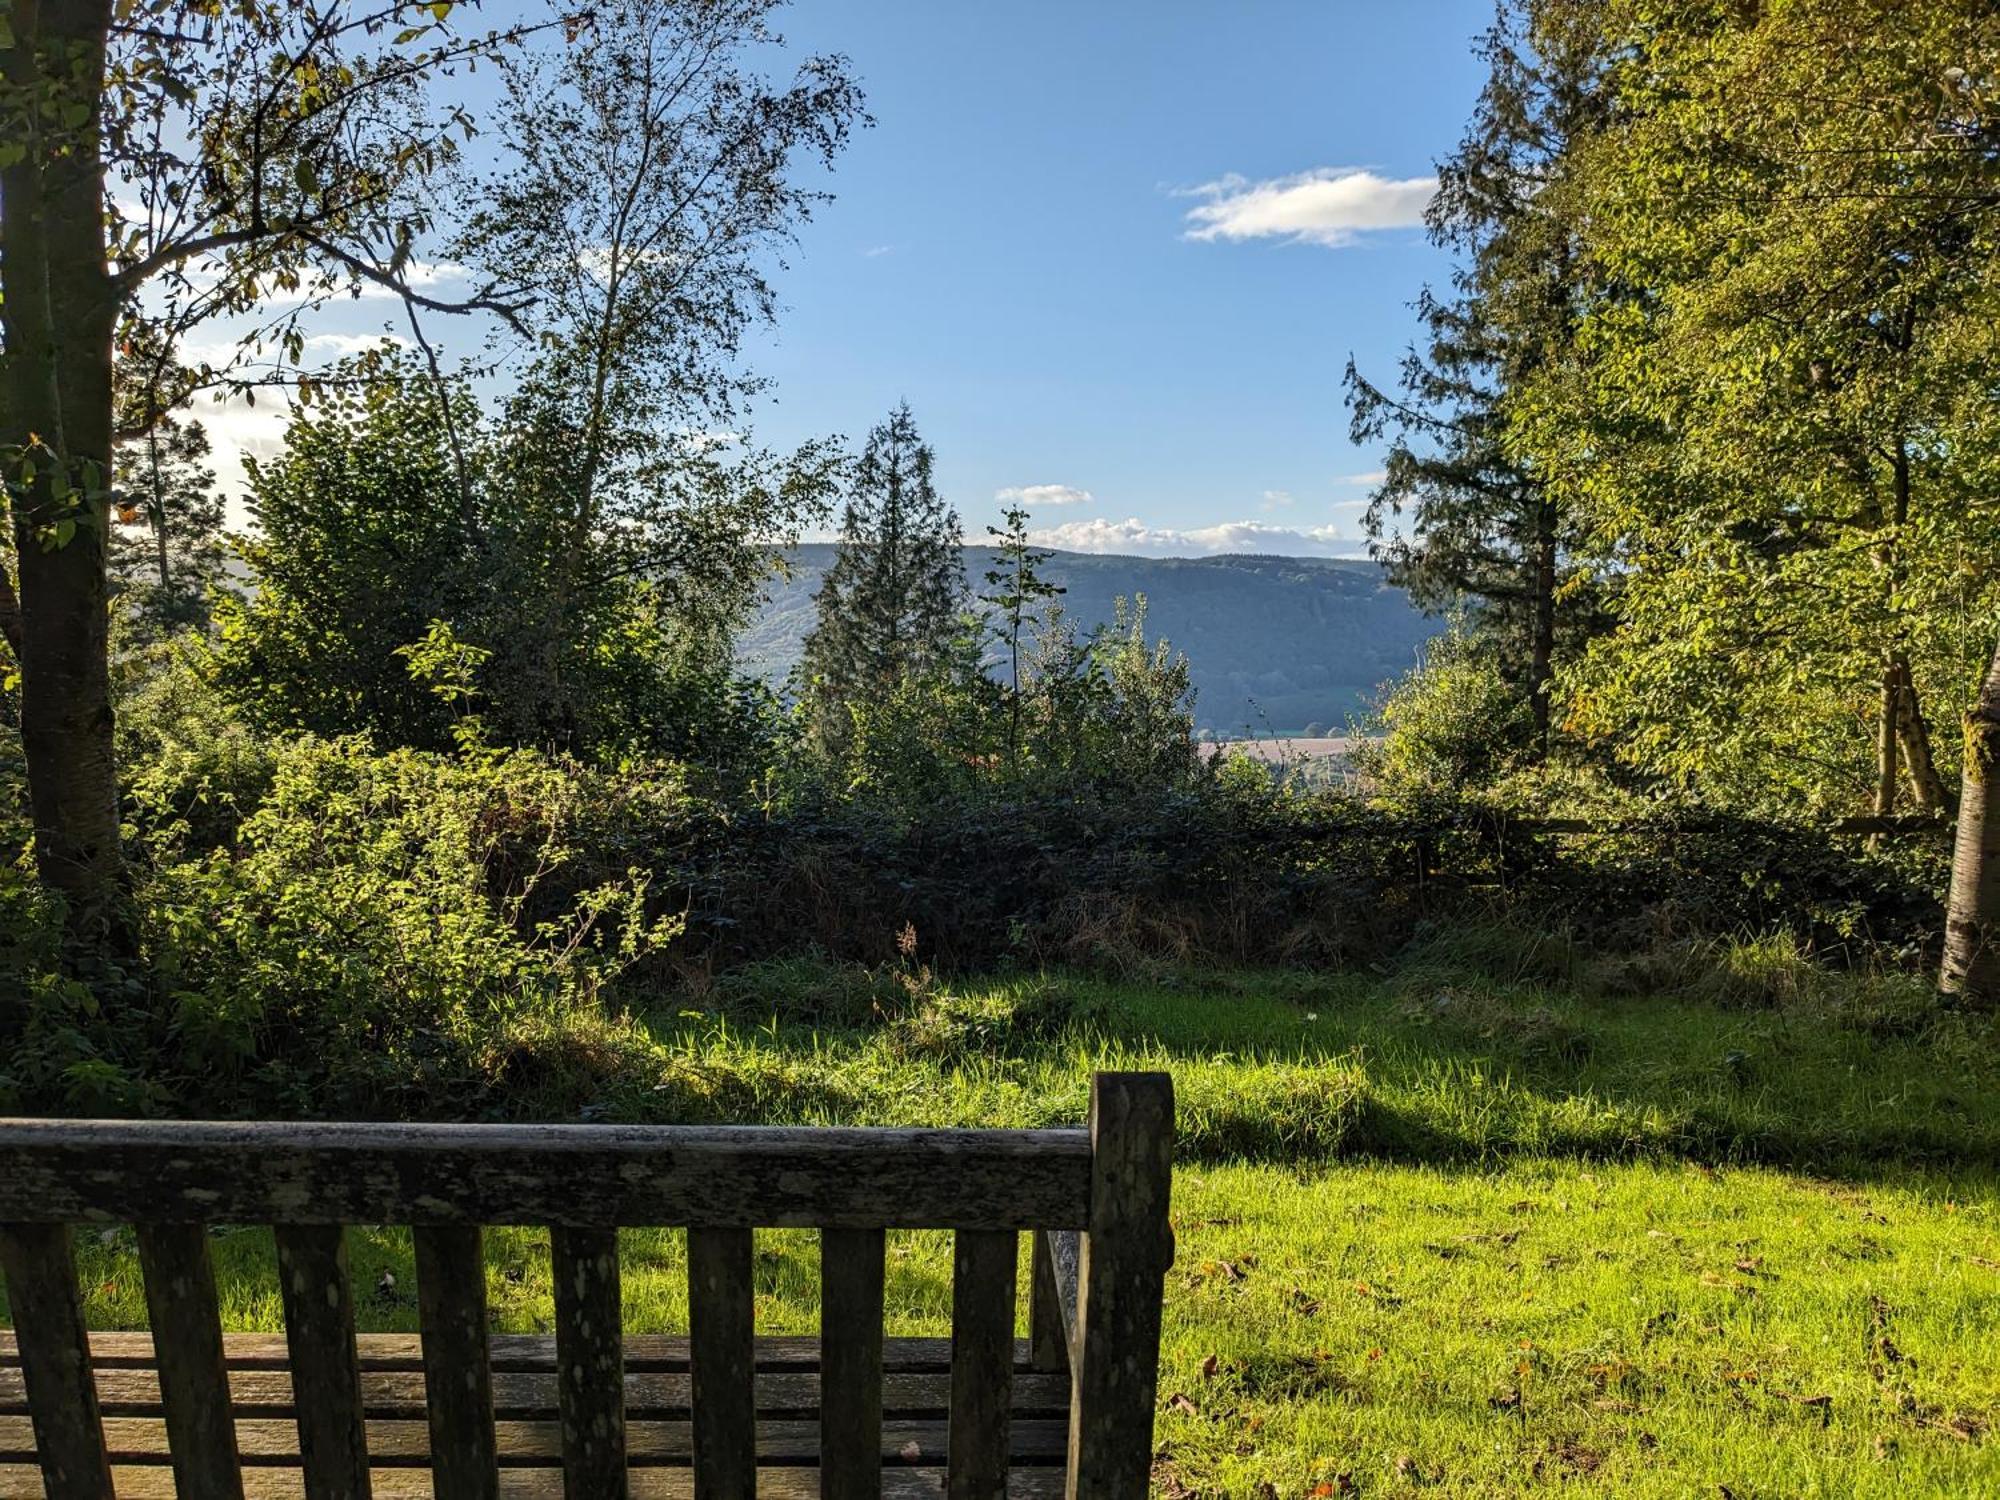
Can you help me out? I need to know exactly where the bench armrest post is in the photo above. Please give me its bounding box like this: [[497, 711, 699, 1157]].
[[1064, 1072, 1175, 1500]]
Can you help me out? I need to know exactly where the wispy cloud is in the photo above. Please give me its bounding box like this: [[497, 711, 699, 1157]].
[[303, 332, 413, 355], [1027, 515, 1359, 559], [1180, 168, 1434, 248], [1335, 469, 1387, 486], [996, 483, 1094, 508], [1260, 489, 1295, 511], [861, 243, 895, 258]]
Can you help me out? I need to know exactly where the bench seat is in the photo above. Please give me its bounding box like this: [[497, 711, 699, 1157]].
[[0, 1334, 1071, 1498]]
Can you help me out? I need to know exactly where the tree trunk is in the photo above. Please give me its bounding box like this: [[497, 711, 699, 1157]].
[[147, 427, 171, 593], [1940, 634, 2000, 1006], [1, 0, 126, 940], [1890, 655, 1951, 814], [1872, 654, 1901, 820]]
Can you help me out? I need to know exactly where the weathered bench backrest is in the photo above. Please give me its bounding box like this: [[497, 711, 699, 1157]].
[[0, 1071, 1173, 1499]]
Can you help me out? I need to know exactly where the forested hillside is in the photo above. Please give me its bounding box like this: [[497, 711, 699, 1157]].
[[741, 545, 1436, 733]]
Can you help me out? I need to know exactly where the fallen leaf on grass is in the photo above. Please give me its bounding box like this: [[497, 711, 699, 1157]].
[[1200, 1353, 1220, 1380]]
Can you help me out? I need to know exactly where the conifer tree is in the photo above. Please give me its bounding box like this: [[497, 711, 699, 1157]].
[[981, 503, 1065, 766], [1344, 1, 1606, 754], [800, 403, 965, 748], [111, 413, 224, 641]]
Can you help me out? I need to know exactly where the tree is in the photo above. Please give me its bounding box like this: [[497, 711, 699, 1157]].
[[1942, 636, 2000, 1004], [1515, 0, 2000, 824], [110, 413, 223, 641], [800, 404, 966, 751], [1, 0, 532, 940], [1344, 1, 1607, 754], [980, 502, 1064, 767], [213, 354, 482, 749], [449, 0, 861, 748]]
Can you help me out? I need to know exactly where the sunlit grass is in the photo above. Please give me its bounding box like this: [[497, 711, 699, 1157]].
[[11, 944, 2000, 1495]]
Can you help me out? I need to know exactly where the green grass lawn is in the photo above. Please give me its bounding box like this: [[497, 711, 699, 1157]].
[[11, 941, 2000, 1496]]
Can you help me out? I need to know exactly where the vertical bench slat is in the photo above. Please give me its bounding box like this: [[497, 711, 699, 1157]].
[[1028, 1230, 1069, 1373], [0, 1224, 112, 1500], [274, 1224, 372, 1500], [550, 1226, 626, 1499], [414, 1224, 499, 1500], [947, 1229, 1017, 1500], [687, 1226, 756, 1500], [136, 1223, 245, 1499], [1064, 1072, 1175, 1500], [819, 1227, 885, 1500]]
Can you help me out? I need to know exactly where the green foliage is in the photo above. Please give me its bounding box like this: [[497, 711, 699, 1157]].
[[1345, 3, 1610, 746], [798, 404, 967, 754], [109, 413, 226, 643], [1510, 0, 2000, 815], [213, 355, 807, 773], [1, 720, 690, 1117], [1360, 620, 1537, 802], [980, 502, 1065, 767], [213, 360, 478, 750]]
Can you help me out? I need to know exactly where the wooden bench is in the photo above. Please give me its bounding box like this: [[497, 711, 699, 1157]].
[[0, 1073, 1173, 1499]]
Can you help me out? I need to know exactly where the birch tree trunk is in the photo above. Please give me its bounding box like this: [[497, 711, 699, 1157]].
[[1939, 635, 2000, 1006], [1890, 656, 1951, 814]]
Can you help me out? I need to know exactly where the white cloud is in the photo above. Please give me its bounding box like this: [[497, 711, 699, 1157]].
[[1335, 469, 1387, 486], [1260, 489, 1295, 510], [678, 429, 742, 453], [1027, 516, 1361, 559], [861, 244, 895, 258], [1180, 168, 1434, 248], [996, 483, 1094, 508], [350, 259, 465, 295], [177, 390, 294, 528], [303, 332, 412, 355]]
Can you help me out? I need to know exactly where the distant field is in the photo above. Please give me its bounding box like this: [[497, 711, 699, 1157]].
[[1203, 734, 1368, 763], [18, 946, 1997, 1497]]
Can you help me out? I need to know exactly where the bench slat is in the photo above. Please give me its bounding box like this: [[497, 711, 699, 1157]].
[[0, 1224, 111, 1500], [274, 1225, 372, 1500], [685, 1230, 753, 1500], [1027, 1232, 1068, 1375], [818, 1228, 884, 1500], [0, 1461, 1070, 1499], [0, 1123, 1091, 1229], [549, 1227, 625, 1499], [0, 1414, 1069, 1464], [414, 1226, 498, 1500], [945, 1231, 1016, 1500], [2, 1334, 1044, 1374], [136, 1223, 245, 1499], [0, 1365, 1076, 1419]]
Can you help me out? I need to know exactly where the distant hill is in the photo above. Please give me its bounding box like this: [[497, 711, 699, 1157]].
[[739, 545, 1439, 735]]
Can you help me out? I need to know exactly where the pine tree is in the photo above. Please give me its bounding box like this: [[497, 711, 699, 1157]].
[[981, 503, 1065, 767], [800, 403, 965, 748], [111, 413, 225, 641], [1343, 0, 1606, 754]]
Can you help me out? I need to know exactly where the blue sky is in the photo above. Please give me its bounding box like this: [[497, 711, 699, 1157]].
[[198, 1, 1495, 558], [745, 1, 1494, 557]]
